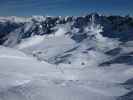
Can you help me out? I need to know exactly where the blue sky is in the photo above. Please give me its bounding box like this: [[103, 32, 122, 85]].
[[0, 0, 132, 16]]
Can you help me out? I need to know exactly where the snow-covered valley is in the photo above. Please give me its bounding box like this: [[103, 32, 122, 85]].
[[0, 14, 133, 100]]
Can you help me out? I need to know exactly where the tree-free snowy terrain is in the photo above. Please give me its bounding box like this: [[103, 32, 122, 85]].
[[0, 13, 133, 100]]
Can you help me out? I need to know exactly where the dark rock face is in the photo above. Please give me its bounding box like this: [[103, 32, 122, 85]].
[[118, 91, 133, 100], [105, 48, 121, 56], [101, 16, 133, 42], [100, 52, 133, 66], [71, 33, 88, 42], [117, 78, 133, 100], [0, 21, 23, 44]]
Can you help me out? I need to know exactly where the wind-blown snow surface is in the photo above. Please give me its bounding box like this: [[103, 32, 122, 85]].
[[0, 14, 133, 100], [0, 45, 132, 100]]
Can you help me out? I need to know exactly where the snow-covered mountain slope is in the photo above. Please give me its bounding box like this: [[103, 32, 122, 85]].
[[0, 46, 133, 100], [0, 13, 133, 100]]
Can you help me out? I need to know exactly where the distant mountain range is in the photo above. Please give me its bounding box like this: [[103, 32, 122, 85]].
[[0, 13, 133, 45]]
